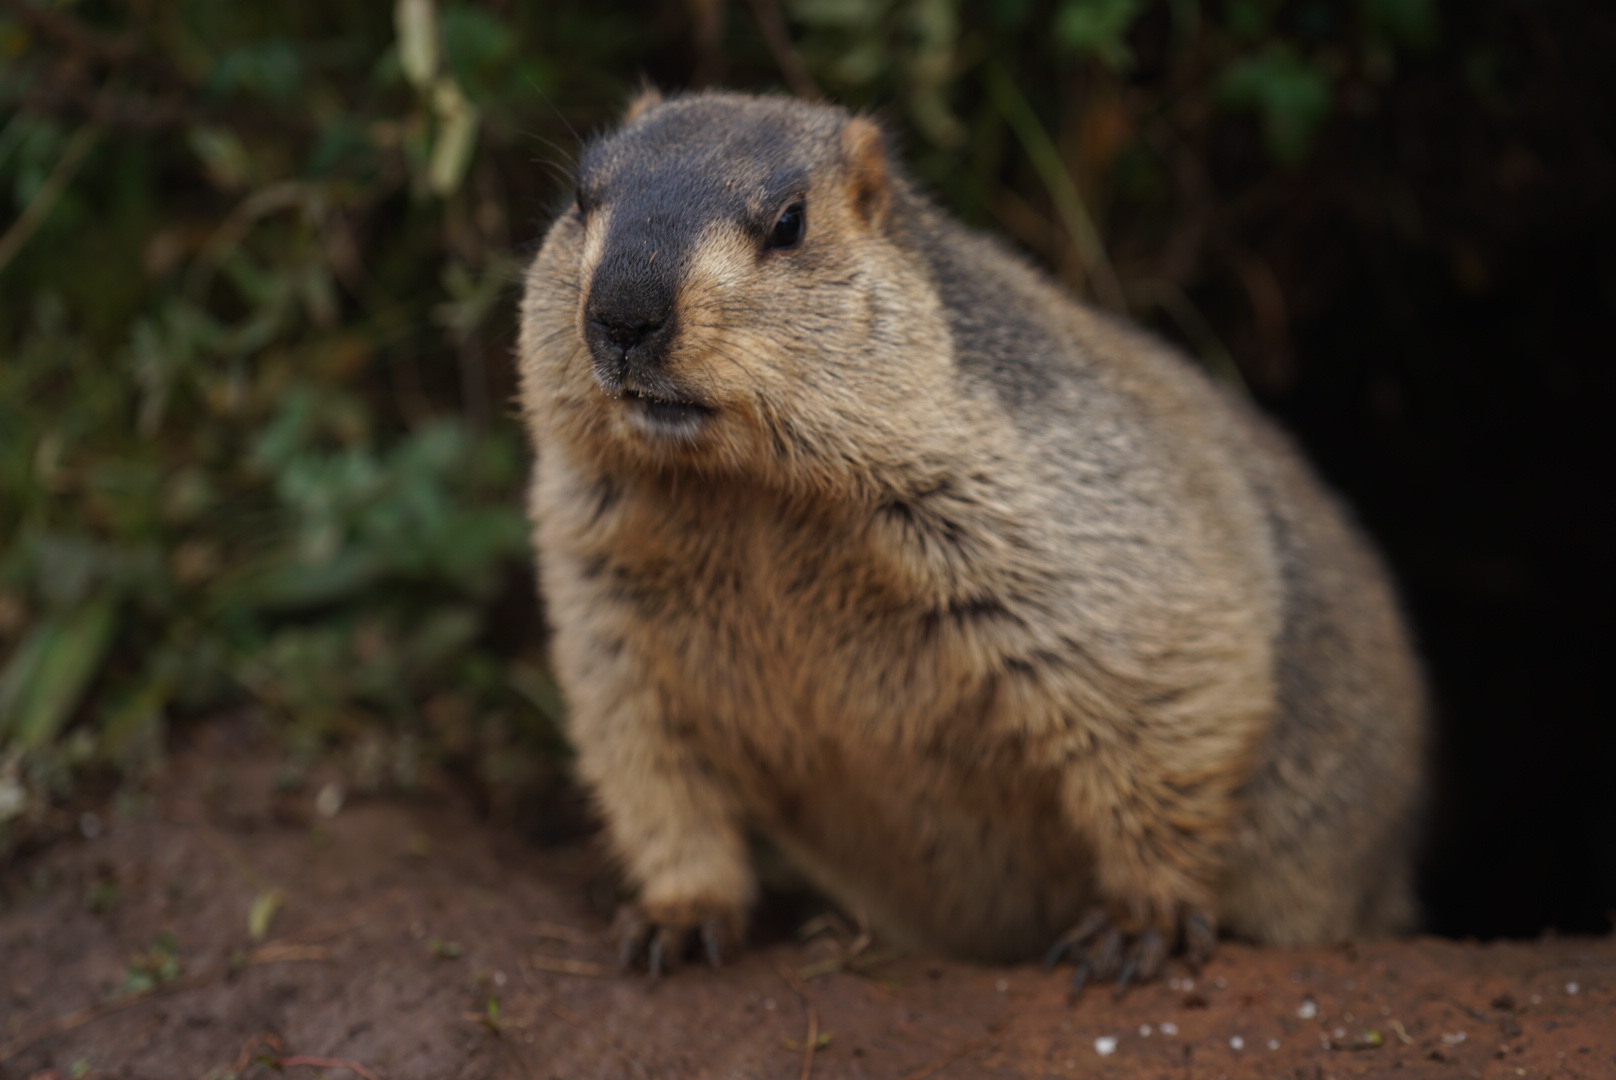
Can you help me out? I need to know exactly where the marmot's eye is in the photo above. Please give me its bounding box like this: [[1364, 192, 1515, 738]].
[[767, 201, 806, 250]]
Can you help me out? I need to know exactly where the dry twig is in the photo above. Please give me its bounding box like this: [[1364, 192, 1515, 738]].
[[526, 955, 610, 977], [775, 963, 821, 1080], [900, 1037, 990, 1080], [274, 1055, 383, 1080], [531, 920, 595, 945]]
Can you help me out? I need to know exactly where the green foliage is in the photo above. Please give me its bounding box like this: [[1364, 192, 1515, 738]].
[[0, 0, 605, 843], [1220, 44, 1334, 164], [0, 0, 1446, 842], [1056, 0, 1145, 70], [122, 930, 184, 996], [1362, 0, 1439, 49]]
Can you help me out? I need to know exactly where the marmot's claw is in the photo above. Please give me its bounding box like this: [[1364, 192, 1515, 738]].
[[647, 925, 680, 978], [1049, 905, 1217, 1001], [1183, 908, 1217, 970], [1043, 908, 1109, 970], [1114, 927, 1168, 995], [700, 916, 727, 968], [615, 906, 652, 972], [613, 902, 743, 977]]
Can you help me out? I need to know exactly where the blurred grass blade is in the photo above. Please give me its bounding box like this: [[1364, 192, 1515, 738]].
[[396, 0, 440, 89], [0, 600, 118, 750], [983, 63, 1125, 311], [0, 124, 101, 276], [509, 660, 566, 725], [428, 78, 479, 195], [248, 888, 286, 940], [224, 551, 384, 612]]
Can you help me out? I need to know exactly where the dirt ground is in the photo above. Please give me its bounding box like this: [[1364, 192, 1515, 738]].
[[2, 727, 1612, 1080]]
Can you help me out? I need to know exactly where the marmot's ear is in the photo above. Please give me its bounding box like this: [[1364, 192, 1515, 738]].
[[624, 84, 663, 123], [841, 115, 891, 229]]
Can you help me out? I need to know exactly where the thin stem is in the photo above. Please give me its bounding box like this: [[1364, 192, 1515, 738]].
[[985, 63, 1126, 311], [0, 124, 100, 276]]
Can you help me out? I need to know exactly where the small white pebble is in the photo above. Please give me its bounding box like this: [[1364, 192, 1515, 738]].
[[1333, 1027, 1347, 1040], [1094, 1036, 1118, 1057], [315, 782, 344, 818], [1530, 993, 1542, 1004], [1441, 1031, 1467, 1045], [995, 978, 1009, 992], [1139, 1024, 1153, 1037], [764, 997, 776, 1011], [1267, 1039, 1281, 1051], [1565, 981, 1579, 995], [1160, 1022, 1179, 1036], [493, 970, 506, 986], [1297, 999, 1318, 1020], [1229, 1035, 1244, 1050], [1215, 976, 1228, 989]]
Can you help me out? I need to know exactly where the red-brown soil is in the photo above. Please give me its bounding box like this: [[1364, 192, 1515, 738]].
[[2, 728, 1612, 1080]]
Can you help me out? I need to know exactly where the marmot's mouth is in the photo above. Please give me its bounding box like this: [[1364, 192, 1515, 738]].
[[623, 386, 713, 436]]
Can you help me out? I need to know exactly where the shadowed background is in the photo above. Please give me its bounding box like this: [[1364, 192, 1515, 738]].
[[0, 0, 1610, 940]]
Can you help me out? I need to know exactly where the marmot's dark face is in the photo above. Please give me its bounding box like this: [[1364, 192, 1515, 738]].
[[520, 91, 956, 488], [571, 96, 836, 442]]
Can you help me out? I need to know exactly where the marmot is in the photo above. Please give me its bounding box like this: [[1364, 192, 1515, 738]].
[[517, 89, 1426, 988]]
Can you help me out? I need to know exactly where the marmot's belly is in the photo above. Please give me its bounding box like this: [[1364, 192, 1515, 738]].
[[754, 761, 1098, 962]]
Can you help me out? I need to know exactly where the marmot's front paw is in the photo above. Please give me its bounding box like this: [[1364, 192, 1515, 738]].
[[1043, 904, 1217, 997], [614, 900, 746, 977]]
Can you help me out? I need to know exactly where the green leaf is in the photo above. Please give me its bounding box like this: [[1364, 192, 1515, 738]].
[[1361, 0, 1438, 49], [209, 41, 305, 103], [441, 6, 516, 101], [248, 888, 285, 940], [0, 600, 118, 750], [1055, 0, 1143, 70], [1219, 46, 1333, 164], [1225, 0, 1270, 39]]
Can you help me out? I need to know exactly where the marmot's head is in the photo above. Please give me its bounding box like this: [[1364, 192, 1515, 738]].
[[519, 90, 962, 495]]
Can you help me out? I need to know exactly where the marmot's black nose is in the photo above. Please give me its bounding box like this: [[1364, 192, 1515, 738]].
[[589, 313, 664, 353], [583, 299, 680, 395], [586, 221, 686, 386]]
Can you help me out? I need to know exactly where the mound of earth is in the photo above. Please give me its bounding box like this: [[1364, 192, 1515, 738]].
[[2, 726, 1612, 1079]]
